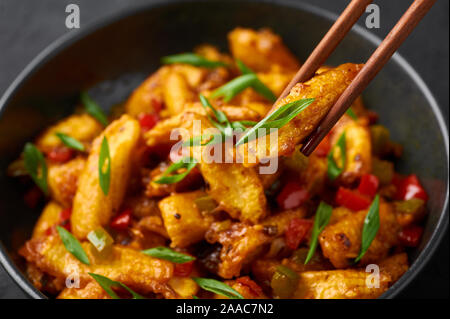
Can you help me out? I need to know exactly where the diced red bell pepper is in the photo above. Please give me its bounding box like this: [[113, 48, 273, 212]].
[[173, 260, 194, 277], [276, 182, 309, 210], [313, 134, 331, 157], [398, 225, 423, 247], [285, 218, 313, 250], [358, 174, 379, 198], [236, 276, 264, 297], [110, 209, 132, 231], [395, 174, 428, 201], [335, 187, 371, 211], [47, 147, 74, 163], [139, 113, 159, 132]]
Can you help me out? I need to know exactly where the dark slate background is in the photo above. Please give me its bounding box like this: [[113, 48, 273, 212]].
[[0, 0, 448, 299]]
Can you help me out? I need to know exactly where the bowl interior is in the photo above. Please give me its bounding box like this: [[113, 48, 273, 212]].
[[0, 0, 448, 298]]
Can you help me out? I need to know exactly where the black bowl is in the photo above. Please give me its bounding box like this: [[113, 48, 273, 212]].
[[0, 0, 448, 299]]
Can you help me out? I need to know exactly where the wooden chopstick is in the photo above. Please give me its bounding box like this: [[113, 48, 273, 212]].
[[274, 0, 373, 105], [300, 0, 436, 155]]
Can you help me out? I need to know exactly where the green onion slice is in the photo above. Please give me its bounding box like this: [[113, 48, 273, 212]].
[[346, 107, 357, 120], [185, 94, 250, 147], [141, 247, 195, 264], [98, 136, 111, 196], [161, 53, 228, 68], [199, 93, 232, 133], [305, 201, 333, 264], [81, 92, 108, 126], [236, 98, 314, 146], [89, 273, 145, 299], [56, 226, 90, 265], [153, 157, 198, 184], [355, 195, 380, 263], [23, 143, 48, 195], [236, 60, 276, 102], [87, 227, 114, 252], [192, 277, 244, 299], [327, 132, 346, 180], [210, 73, 257, 102], [55, 132, 85, 151]]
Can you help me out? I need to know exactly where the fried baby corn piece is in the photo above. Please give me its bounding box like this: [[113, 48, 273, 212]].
[[194, 44, 234, 67], [328, 206, 353, 225], [200, 162, 268, 224], [213, 278, 267, 299], [251, 259, 281, 289], [228, 28, 300, 72], [144, 103, 260, 147], [257, 67, 296, 97], [282, 250, 332, 274], [293, 269, 390, 299], [251, 249, 332, 291], [125, 67, 168, 117], [19, 234, 175, 298], [25, 263, 65, 295], [194, 45, 233, 92], [146, 161, 202, 197], [205, 222, 272, 279], [261, 207, 308, 236], [47, 157, 85, 207], [71, 115, 140, 239], [32, 201, 64, 239], [319, 202, 400, 268], [158, 191, 213, 248], [330, 117, 372, 185], [239, 63, 363, 167], [35, 114, 103, 154], [146, 109, 267, 224], [378, 253, 409, 282], [167, 277, 199, 298], [162, 69, 196, 116], [58, 280, 111, 299], [299, 154, 328, 196], [170, 45, 233, 94], [204, 207, 307, 279]]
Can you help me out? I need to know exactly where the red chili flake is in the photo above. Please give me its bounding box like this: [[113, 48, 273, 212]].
[[398, 226, 424, 247], [285, 218, 313, 250], [174, 260, 194, 277], [139, 113, 160, 132], [47, 147, 74, 163], [110, 209, 132, 231]]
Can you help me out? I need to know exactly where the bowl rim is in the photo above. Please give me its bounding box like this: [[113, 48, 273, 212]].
[[0, 0, 448, 299]]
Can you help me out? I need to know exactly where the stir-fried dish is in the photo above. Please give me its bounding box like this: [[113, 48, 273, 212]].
[[9, 28, 429, 299]]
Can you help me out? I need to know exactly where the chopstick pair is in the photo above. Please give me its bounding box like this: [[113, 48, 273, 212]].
[[272, 0, 436, 156]]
